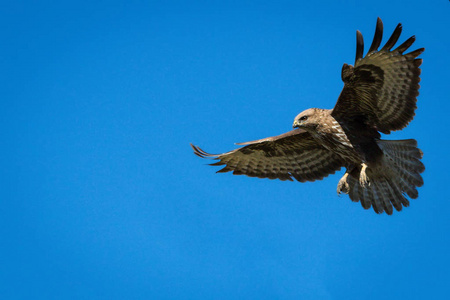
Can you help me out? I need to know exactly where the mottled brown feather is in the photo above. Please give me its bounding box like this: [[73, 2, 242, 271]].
[[332, 18, 424, 134], [190, 130, 345, 182]]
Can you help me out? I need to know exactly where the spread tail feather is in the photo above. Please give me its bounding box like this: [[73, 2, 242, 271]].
[[340, 139, 424, 215]]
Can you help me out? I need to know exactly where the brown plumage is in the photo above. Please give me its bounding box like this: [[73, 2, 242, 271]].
[[191, 18, 425, 215]]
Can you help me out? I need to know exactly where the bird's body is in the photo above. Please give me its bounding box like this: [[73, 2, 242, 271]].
[[296, 109, 368, 163], [295, 108, 382, 168], [191, 18, 424, 215]]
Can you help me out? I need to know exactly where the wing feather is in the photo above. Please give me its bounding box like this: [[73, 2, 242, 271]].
[[333, 17, 424, 134], [381, 23, 402, 51], [368, 17, 383, 53], [191, 129, 344, 182], [355, 30, 364, 63]]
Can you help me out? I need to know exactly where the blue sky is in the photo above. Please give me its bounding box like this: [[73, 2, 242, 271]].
[[1, 1, 449, 299]]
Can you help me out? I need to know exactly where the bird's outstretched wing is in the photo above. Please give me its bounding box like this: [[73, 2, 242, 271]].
[[191, 129, 344, 182], [332, 17, 424, 134]]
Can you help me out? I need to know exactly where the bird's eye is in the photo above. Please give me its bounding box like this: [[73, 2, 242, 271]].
[[299, 116, 308, 121]]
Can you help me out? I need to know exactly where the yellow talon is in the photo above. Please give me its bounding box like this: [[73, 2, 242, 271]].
[[359, 163, 370, 187], [337, 172, 350, 194]]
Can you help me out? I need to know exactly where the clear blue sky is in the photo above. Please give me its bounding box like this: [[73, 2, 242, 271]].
[[1, 1, 449, 299]]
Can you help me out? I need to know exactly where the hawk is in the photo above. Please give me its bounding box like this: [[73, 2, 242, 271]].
[[191, 18, 424, 215]]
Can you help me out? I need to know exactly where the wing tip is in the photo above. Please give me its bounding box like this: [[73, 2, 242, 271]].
[[395, 35, 416, 53], [368, 17, 384, 53], [407, 47, 424, 60], [355, 18, 420, 63], [190, 143, 219, 159], [381, 22, 403, 51], [355, 30, 364, 63]]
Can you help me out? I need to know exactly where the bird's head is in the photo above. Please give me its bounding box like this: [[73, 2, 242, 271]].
[[293, 108, 321, 130]]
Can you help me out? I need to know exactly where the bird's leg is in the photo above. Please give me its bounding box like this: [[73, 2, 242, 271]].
[[359, 163, 370, 187], [337, 172, 350, 195]]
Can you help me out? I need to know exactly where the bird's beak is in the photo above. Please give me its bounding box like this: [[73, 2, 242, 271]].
[[293, 120, 300, 128]]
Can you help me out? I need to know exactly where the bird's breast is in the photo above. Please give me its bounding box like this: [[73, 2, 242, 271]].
[[312, 120, 363, 163]]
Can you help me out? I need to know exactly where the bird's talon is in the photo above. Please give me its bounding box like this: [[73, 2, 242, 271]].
[[359, 163, 370, 187], [337, 173, 350, 194]]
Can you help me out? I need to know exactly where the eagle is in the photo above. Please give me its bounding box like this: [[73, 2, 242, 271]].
[[191, 18, 424, 215]]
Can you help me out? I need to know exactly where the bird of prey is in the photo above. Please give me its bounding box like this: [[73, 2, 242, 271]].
[[191, 18, 424, 215]]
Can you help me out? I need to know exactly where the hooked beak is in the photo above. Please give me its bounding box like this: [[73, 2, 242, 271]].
[[293, 120, 301, 129]]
